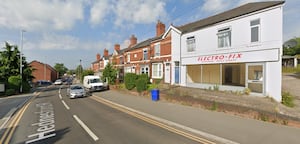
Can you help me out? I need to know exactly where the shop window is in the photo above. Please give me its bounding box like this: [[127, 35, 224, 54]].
[[217, 27, 231, 48], [154, 43, 160, 57], [187, 36, 195, 52], [152, 63, 163, 78], [202, 64, 220, 84], [222, 64, 245, 86], [187, 65, 201, 83], [250, 19, 260, 42]]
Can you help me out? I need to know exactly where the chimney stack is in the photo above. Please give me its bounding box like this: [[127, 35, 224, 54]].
[[104, 48, 109, 57], [156, 20, 165, 36], [130, 35, 137, 47], [114, 44, 120, 51], [96, 53, 101, 61]]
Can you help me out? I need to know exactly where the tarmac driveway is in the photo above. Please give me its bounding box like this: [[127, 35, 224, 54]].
[[282, 73, 300, 99]]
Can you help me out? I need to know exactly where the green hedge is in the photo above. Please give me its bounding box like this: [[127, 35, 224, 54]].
[[8, 76, 21, 94], [136, 74, 149, 92], [124, 73, 138, 90]]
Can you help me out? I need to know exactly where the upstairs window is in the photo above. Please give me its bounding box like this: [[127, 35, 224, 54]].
[[143, 48, 148, 60], [250, 19, 260, 42], [120, 56, 124, 64], [217, 27, 231, 48], [154, 43, 160, 57], [187, 36, 195, 52], [127, 53, 130, 63]]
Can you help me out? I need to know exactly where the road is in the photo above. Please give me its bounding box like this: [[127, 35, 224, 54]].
[[1, 86, 211, 144]]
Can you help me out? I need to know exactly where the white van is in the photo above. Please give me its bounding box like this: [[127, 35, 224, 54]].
[[83, 75, 109, 92]]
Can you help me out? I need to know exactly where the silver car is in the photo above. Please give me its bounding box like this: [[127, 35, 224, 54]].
[[67, 85, 86, 99]]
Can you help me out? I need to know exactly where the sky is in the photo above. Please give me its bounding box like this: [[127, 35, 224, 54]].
[[0, 0, 299, 69]]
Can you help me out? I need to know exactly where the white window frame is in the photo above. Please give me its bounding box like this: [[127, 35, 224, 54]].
[[143, 48, 148, 60], [154, 43, 160, 57], [127, 53, 130, 63], [152, 63, 163, 79], [250, 19, 260, 43], [217, 27, 231, 48], [187, 36, 196, 52]]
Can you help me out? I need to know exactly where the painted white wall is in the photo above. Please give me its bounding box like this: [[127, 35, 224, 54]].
[[171, 5, 283, 101], [265, 61, 282, 102], [180, 6, 283, 58], [171, 29, 181, 85]]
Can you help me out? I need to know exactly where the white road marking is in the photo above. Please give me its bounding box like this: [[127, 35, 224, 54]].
[[73, 115, 99, 141], [58, 88, 62, 99], [61, 100, 70, 110]]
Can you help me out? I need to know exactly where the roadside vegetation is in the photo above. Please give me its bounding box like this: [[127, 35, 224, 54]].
[[0, 42, 33, 96], [281, 91, 295, 108]]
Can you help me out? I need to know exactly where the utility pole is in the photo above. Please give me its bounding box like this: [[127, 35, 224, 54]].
[[20, 30, 25, 93], [80, 59, 82, 83]]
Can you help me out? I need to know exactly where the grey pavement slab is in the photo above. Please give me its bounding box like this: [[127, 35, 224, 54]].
[[93, 90, 300, 144]]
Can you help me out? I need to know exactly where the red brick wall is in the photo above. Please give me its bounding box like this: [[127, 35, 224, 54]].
[[30, 61, 58, 82]]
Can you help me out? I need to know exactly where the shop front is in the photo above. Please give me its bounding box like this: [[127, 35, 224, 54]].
[[181, 48, 281, 101]]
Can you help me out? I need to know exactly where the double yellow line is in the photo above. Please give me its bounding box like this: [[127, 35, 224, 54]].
[[0, 93, 37, 144], [90, 96, 215, 144]]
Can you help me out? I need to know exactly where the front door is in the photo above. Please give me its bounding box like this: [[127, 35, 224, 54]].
[[164, 63, 170, 83], [175, 61, 180, 84], [246, 63, 264, 94]]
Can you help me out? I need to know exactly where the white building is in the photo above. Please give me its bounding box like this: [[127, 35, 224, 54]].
[[166, 1, 285, 102]]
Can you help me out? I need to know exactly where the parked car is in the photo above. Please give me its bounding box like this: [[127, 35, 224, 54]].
[[67, 85, 86, 99], [36, 80, 52, 87], [54, 79, 63, 85], [83, 75, 109, 92]]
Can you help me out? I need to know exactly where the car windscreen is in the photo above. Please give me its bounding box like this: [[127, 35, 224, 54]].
[[89, 78, 102, 83], [70, 86, 83, 90]]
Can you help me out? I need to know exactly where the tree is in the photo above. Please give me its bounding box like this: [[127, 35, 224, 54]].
[[54, 63, 68, 77], [102, 63, 118, 84], [81, 69, 94, 83], [75, 64, 83, 80], [0, 42, 33, 93], [283, 37, 300, 56]]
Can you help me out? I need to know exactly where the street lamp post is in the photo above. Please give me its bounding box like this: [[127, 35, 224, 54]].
[[20, 30, 25, 93], [80, 59, 82, 83]]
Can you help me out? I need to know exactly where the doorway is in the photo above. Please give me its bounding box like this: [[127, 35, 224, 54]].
[[246, 63, 264, 94]]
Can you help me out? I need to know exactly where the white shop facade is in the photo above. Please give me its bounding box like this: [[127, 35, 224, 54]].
[[168, 1, 284, 102]]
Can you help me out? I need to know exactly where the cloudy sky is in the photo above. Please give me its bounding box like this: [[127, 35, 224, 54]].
[[0, 0, 299, 69]]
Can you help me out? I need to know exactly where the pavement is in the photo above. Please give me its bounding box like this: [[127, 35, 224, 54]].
[[93, 89, 300, 144]]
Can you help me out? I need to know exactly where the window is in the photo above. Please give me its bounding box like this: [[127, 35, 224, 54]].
[[120, 57, 124, 64], [222, 64, 245, 86], [154, 43, 160, 57], [250, 19, 260, 42], [152, 63, 163, 78], [134, 54, 137, 58], [127, 53, 130, 63], [217, 27, 231, 48], [140, 66, 149, 75], [187, 36, 195, 52], [143, 49, 148, 60]]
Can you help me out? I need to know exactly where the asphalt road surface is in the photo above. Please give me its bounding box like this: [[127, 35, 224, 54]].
[[4, 86, 208, 144]]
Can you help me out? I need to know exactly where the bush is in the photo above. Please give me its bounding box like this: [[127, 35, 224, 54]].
[[8, 76, 21, 92], [136, 78, 147, 92], [147, 83, 159, 91], [244, 88, 251, 95], [22, 81, 31, 93], [138, 74, 150, 84], [5, 89, 15, 96], [124, 73, 138, 90], [282, 92, 295, 107]]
